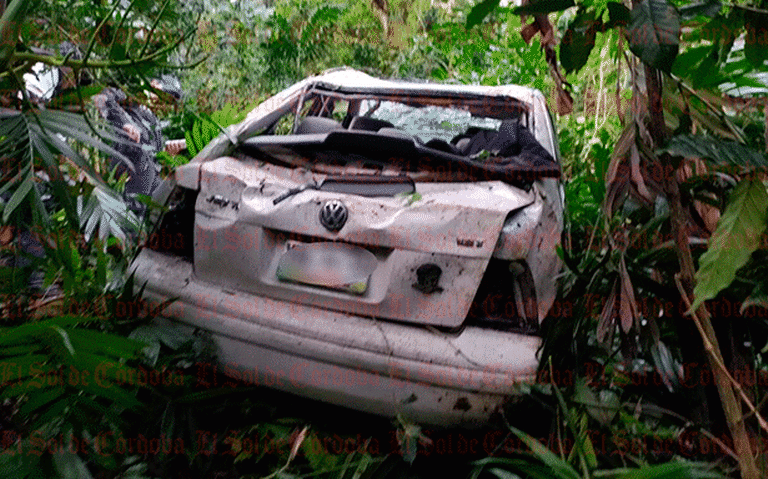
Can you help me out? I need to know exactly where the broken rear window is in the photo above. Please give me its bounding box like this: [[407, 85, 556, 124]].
[[357, 100, 504, 143], [239, 87, 559, 182]]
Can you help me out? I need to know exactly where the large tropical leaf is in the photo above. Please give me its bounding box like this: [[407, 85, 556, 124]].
[[0, 316, 147, 427], [0, 108, 134, 239], [627, 0, 680, 72], [560, 9, 597, 74], [691, 177, 768, 312], [661, 134, 768, 170], [78, 186, 139, 245], [466, 0, 501, 29]]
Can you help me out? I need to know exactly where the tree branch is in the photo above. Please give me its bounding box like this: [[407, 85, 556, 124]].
[[675, 274, 768, 434]]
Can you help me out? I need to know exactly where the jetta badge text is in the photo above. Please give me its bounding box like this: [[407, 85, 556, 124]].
[[319, 200, 348, 231]]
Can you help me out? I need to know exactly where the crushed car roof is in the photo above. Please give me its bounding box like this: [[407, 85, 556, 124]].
[[302, 67, 544, 100], [179, 68, 558, 189]]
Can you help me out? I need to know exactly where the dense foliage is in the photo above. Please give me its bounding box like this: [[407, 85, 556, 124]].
[[1, 0, 768, 478]]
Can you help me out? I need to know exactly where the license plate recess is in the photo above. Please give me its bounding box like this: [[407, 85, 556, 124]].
[[276, 242, 377, 294]]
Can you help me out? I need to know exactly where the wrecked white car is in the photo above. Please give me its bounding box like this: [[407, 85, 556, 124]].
[[133, 68, 563, 426]]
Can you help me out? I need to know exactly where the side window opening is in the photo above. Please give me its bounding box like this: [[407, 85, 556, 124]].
[[270, 96, 351, 135]]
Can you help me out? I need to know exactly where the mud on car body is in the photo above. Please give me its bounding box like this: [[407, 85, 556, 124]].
[[133, 68, 563, 426]]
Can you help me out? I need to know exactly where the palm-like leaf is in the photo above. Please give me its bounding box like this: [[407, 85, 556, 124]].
[[78, 186, 139, 245], [0, 108, 136, 240]]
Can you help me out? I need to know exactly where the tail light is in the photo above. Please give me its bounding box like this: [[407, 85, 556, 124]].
[[466, 259, 538, 333], [145, 187, 197, 261]]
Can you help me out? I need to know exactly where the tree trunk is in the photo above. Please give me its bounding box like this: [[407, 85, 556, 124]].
[[370, 0, 390, 38], [645, 64, 760, 479]]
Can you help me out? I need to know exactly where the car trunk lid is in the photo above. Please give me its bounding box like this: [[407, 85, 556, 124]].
[[193, 157, 535, 328]]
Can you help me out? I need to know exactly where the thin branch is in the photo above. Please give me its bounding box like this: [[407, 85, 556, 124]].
[[742, 393, 768, 423], [261, 426, 309, 479], [82, 0, 125, 70], [74, 75, 110, 154], [0, 59, 35, 81], [674, 274, 768, 434], [699, 428, 740, 462], [10, 65, 33, 113], [152, 55, 210, 70], [139, 0, 172, 59], [669, 74, 747, 143], [13, 29, 194, 70], [107, 0, 136, 55], [729, 3, 768, 14]]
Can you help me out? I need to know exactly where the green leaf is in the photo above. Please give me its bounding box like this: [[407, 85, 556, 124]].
[[605, 2, 631, 29], [193, 118, 206, 152], [0, 316, 87, 347], [691, 177, 768, 312], [673, 42, 741, 89], [129, 322, 195, 351], [301, 6, 344, 45], [671, 44, 709, 78], [507, 426, 580, 479], [744, 10, 768, 68], [17, 386, 66, 417], [46, 325, 77, 357], [488, 468, 524, 479], [68, 395, 128, 431], [513, 0, 574, 16], [302, 433, 341, 472], [470, 459, 560, 479], [78, 377, 142, 410], [110, 44, 127, 62], [34, 109, 127, 173], [466, 0, 501, 29], [627, 0, 680, 71], [0, 0, 38, 71], [661, 134, 768, 170], [68, 329, 144, 359], [78, 186, 138, 244], [0, 108, 126, 227], [31, 397, 72, 430], [2, 377, 53, 399], [185, 130, 197, 156], [0, 445, 27, 476], [0, 355, 49, 384], [2, 167, 33, 222], [614, 461, 723, 479], [52, 452, 94, 479], [560, 9, 598, 74], [577, 413, 598, 469], [574, 378, 619, 426], [741, 287, 768, 317]]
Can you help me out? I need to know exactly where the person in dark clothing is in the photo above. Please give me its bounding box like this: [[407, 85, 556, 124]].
[[94, 87, 162, 213], [93, 76, 182, 214], [422, 118, 558, 177], [452, 119, 556, 168]]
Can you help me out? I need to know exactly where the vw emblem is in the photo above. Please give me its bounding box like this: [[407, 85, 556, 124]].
[[319, 200, 348, 231]]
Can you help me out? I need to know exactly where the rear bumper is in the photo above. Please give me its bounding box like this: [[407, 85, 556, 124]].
[[133, 249, 541, 426]]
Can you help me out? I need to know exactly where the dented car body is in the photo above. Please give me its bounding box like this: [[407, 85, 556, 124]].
[[133, 68, 563, 426]]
